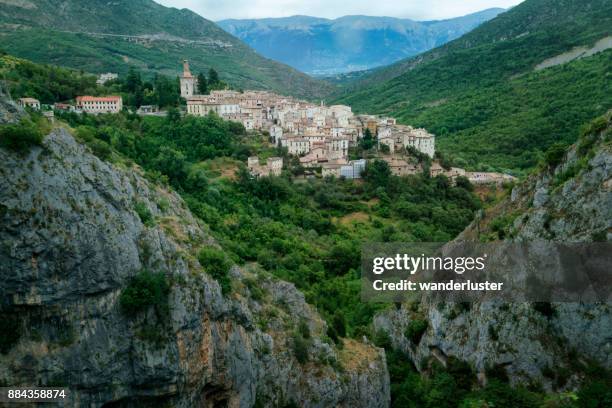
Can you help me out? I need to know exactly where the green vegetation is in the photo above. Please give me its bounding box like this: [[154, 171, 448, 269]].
[[292, 329, 311, 364], [134, 202, 155, 227], [544, 143, 569, 168], [198, 247, 232, 294], [12, 49, 608, 405], [405, 319, 428, 345], [0, 117, 44, 152], [56, 108, 480, 338], [0, 313, 22, 354], [335, 0, 612, 172], [0, 54, 97, 104], [0, 0, 330, 99], [384, 347, 611, 408], [119, 270, 169, 315], [0, 54, 183, 111]]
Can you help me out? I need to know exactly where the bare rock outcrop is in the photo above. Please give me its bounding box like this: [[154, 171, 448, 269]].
[[374, 114, 611, 390], [0, 128, 390, 407]]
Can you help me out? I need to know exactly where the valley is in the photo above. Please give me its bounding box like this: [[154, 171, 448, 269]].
[[0, 0, 611, 407], [218, 9, 504, 75]]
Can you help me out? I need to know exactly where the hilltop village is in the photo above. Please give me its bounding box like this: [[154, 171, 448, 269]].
[[16, 60, 514, 185], [179, 60, 513, 184]]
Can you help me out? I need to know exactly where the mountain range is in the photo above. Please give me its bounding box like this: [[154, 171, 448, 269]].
[[218, 9, 504, 75], [333, 0, 612, 172], [0, 0, 331, 99]]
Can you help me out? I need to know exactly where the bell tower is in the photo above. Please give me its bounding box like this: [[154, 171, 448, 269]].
[[180, 59, 197, 98]]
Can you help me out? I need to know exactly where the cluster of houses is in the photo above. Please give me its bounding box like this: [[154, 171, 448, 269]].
[[15, 61, 515, 186], [180, 60, 448, 180]]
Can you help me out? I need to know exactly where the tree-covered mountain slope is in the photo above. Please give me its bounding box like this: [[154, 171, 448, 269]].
[[218, 9, 503, 76], [0, 0, 331, 99], [333, 0, 612, 172]]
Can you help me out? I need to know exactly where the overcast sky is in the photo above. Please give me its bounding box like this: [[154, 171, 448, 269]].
[[155, 0, 525, 21]]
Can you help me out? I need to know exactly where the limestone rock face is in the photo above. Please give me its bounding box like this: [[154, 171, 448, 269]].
[[374, 115, 612, 390], [0, 85, 24, 124], [0, 129, 390, 407]]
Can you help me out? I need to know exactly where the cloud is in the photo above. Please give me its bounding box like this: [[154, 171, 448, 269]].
[[155, 0, 524, 21]]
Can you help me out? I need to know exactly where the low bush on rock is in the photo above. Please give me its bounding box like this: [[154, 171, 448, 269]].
[[0, 118, 43, 152], [198, 247, 231, 294], [120, 270, 169, 315]]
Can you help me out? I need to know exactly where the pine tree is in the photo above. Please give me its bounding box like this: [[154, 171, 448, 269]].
[[197, 72, 208, 94], [208, 68, 219, 86]]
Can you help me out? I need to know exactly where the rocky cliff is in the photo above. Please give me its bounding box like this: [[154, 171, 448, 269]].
[[374, 113, 611, 390], [0, 126, 390, 407], [0, 85, 23, 124]]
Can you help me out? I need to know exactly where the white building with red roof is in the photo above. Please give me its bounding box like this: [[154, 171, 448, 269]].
[[76, 96, 123, 114]]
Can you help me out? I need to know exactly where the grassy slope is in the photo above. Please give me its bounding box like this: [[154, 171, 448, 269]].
[[333, 0, 612, 172], [0, 0, 331, 99]]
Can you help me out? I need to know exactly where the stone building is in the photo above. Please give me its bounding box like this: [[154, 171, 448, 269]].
[[248, 156, 283, 177], [384, 156, 420, 176], [285, 137, 310, 155], [269, 125, 283, 144], [180, 60, 198, 98], [340, 159, 367, 179], [17, 97, 40, 110], [76, 96, 122, 114]]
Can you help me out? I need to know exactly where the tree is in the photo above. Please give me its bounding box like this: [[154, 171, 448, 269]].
[[125, 67, 142, 93], [364, 159, 392, 188], [153, 146, 186, 184], [197, 72, 208, 94], [332, 312, 346, 337], [544, 142, 568, 168], [198, 247, 231, 294], [208, 68, 219, 86], [119, 270, 169, 315], [0, 118, 43, 152], [166, 107, 181, 123], [360, 128, 375, 150]]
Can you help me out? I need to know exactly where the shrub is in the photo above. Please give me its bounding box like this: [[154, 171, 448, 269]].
[[327, 325, 341, 345], [533, 302, 556, 319], [544, 143, 568, 168], [465, 379, 542, 408], [373, 329, 393, 349], [198, 247, 231, 294], [405, 319, 428, 345], [577, 379, 612, 407], [292, 332, 309, 364], [88, 138, 112, 161], [0, 118, 43, 152], [446, 357, 475, 392], [134, 201, 155, 227], [120, 270, 169, 315], [332, 311, 346, 338], [298, 320, 311, 339], [0, 313, 22, 353]]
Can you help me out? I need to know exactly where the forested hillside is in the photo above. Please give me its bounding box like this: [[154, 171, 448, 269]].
[[334, 0, 612, 172], [2, 53, 610, 407], [0, 0, 331, 99]]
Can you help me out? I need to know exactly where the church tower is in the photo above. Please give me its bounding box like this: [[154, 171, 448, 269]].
[[180, 60, 198, 98]]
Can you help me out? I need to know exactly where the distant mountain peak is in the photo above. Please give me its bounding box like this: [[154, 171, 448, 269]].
[[217, 9, 505, 75]]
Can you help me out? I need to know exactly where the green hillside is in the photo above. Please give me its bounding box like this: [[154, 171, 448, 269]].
[[0, 0, 331, 99], [334, 0, 612, 172]]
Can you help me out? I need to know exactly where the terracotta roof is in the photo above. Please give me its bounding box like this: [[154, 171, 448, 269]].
[[76, 96, 121, 102]]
